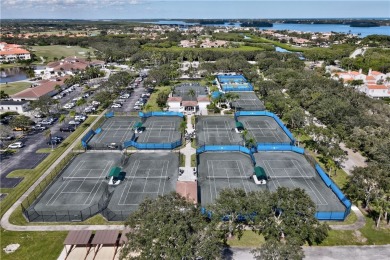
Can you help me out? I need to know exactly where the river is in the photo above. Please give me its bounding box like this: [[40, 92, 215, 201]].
[[0, 67, 28, 84]]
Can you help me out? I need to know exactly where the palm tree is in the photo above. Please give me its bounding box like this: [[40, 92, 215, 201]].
[[187, 88, 196, 100]]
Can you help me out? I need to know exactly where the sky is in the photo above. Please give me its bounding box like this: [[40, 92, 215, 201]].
[[1, 0, 389, 19]]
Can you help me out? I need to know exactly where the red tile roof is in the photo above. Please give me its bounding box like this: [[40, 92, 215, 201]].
[[11, 76, 68, 99], [367, 84, 388, 90], [176, 181, 198, 204], [182, 101, 197, 107], [197, 96, 210, 102], [167, 97, 182, 102]]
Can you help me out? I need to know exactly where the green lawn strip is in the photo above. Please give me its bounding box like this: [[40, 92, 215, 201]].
[[317, 229, 364, 246], [180, 153, 185, 167], [144, 85, 171, 111], [0, 82, 32, 95], [142, 45, 264, 53], [30, 45, 95, 62], [35, 148, 53, 153], [0, 228, 67, 260], [1, 116, 97, 220], [227, 230, 265, 247], [191, 154, 197, 168], [359, 217, 390, 245], [0, 63, 25, 69], [324, 209, 357, 225]]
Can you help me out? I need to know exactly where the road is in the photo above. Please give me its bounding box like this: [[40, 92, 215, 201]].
[[0, 122, 72, 188], [229, 245, 390, 260]]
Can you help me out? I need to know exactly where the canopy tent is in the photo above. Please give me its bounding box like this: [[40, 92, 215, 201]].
[[235, 121, 244, 130], [108, 167, 121, 178], [254, 166, 267, 180], [133, 122, 143, 129]]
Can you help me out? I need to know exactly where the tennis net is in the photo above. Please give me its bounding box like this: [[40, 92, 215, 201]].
[[268, 175, 315, 180], [126, 176, 171, 180], [246, 128, 277, 131], [206, 175, 252, 180], [62, 176, 106, 181], [146, 128, 177, 131]]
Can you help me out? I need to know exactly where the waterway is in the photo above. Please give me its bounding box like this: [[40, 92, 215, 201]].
[[258, 23, 390, 37], [152, 20, 390, 37], [0, 67, 28, 84]]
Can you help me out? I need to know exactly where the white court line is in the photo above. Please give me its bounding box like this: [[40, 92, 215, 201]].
[[292, 160, 328, 205], [236, 160, 249, 193], [83, 160, 113, 205], [263, 160, 282, 190], [46, 160, 86, 205], [224, 120, 234, 143], [120, 160, 170, 206], [118, 160, 140, 205], [160, 160, 169, 195]]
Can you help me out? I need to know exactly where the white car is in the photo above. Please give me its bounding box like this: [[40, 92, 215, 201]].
[[68, 120, 81, 125], [111, 104, 122, 108], [92, 101, 100, 106], [8, 142, 24, 149], [75, 115, 87, 121], [120, 94, 130, 99], [133, 105, 142, 110]]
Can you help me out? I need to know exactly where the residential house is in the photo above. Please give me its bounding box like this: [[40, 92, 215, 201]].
[[0, 42, 31, 63]]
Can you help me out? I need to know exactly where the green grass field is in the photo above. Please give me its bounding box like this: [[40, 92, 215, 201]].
[[0, 82, 32, 96], [142, 45, 264, 53], [31, 45, 96, 63]]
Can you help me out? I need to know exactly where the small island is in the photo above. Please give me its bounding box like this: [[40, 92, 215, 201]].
[[241, 21, 273, 27], [350, 21, 380, 27]]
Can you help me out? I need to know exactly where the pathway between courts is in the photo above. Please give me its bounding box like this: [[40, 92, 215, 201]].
[[178, 114, 197, 181]]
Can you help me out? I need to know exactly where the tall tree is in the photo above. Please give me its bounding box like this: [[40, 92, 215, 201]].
[[251, 238, 304, 260], [121, 193, 224, 260]]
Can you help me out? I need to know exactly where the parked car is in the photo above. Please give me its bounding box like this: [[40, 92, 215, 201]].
[[0, 135, 15, 140], [8, 142, 24, 149], [31, 124, 47, 131], [47, 139, 60, 145], [120, 94, 130, 99], [111, 104, 122, 108], [13, 126, 29, 131], [92, 101, 100, 106], [75, 115, 87, 121], [60, 125, 76, 132], [51, 136, 64, 142], [82, 93, 90, 98], [133, 105, 142, 110], [34, 113, 45, 118], [68, 120, 81, 126], [40, 120, 53, 125]]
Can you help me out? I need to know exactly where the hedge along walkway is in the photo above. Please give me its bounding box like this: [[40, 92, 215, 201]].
[[1, 111, 124, 231]]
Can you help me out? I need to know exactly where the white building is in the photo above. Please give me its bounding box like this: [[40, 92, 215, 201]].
[[363, 85, 390, 99], [0, 42, 31, 63], [0, 100, 30, 113]]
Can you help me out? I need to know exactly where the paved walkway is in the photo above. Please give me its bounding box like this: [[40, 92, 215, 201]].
[[329, 205, 366, 230], [178, 114, 197, 181], [1, 111, 124, 231]]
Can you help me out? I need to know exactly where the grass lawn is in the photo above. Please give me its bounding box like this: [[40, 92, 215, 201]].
[[144, 86, 171, 112], [0, 228, 67, 260], [35, 148, 53, 153], [31, 45, 95, 63], [0, 82, 31, 96], [227, 230, 265, 247], [191, 153, 197, 167], [180, 153, 185, 167]]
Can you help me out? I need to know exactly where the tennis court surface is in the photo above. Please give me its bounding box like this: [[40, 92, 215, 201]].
[[135, 116, 182, 144], [254, 152, 345, 212], [196, 116, 243, 145], [172, 83, 208, 100], [237, 115, 291, 144], [107, 152, 178, 215], [88, 116, 138, 148], [231, 92, 265, 111], [30, 153, 120, 220], [197, 152, 266, 206]]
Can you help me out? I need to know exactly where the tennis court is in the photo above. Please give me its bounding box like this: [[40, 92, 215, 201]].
[[32, 153, 119, 214], [231, 92, 265, 111], [196, 116, 243, 145], [172, 83, 208, 100], [198, 152, 265, 206], [237, 116, 291, 144], [254, 152, 345, 212], [89, 116, 138, 147], [135, 116, 182, 144], [107, 152, 178, 214]]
